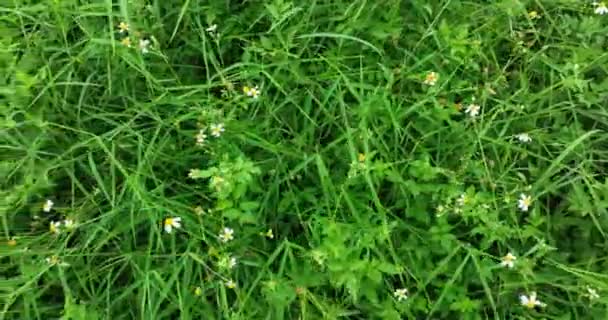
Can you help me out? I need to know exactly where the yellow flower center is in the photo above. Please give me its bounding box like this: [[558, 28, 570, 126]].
[[164, 218, 174, 226]]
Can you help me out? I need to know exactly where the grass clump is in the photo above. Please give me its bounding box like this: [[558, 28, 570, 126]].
[[2, 0, 608, 319]]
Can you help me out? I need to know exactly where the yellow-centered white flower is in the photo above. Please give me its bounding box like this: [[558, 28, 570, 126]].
[[163, 217, 182, 233], [518, 193, 532, 212], [500, 252, 517, 268]]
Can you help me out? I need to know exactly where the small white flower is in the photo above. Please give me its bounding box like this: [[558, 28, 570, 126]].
[[210, 123, 225, 137], [139, 39, 151, 53], [518, 193, 532, 212], [195, 129, 207, 146], [228, 256, 237, 269], [49, 221, 61, 234], [393, 288, 408, 301], [118, 22, 129, 33], [423, 71, 438, 86], [219, 227, 234, 243], [464, 104, 481, 118], [243, 86, 261, 99], [163, 217, 182, 234], [595, 2, 608, 14], [205, 24, 217, 33], [43, 199, 54, 212], [225, 279, 237, 289], [500, 252, 517, 268], [520, 292, 545, 308], [457, 193, 467, 206], [63, 219, 76, 231], [515, 133, 532, 143], [587, 286, 600, 300]]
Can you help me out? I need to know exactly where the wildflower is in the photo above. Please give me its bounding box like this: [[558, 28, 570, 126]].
[[528, 11, 539, 19], [163, 217, 182, 233], [43, 199, 54, 212], [228, 256, 237, 269], [205, 24, 217, 33], [7, 237, 17, 246], [520, 292, 545, 308], [464, 103, 481, 118], [46, 255, 69, 267], [49, 221, 61, 234], [394, 288, 408, 301], [120, 37, 132, 48], [63, 219, 76, 231], [209, 123, 225, 137], [500, 252, 517, 268], [436, 205, 445, 217], [423, 71, 438, 86], [195, 129, 207, 146], [595, 2, 608, 15], [586, 286, 600, 300], [515, 133, 532, 143], [358, 153, 366, 162], [219, 227, 234, 243], [139, 39, 151, 53], [194, 286, 203, 296], [118, 22, 129, 33], [518, 193, 532, 212], [243, 85, 261, 99], [457, 193, 468, 206], [264, 228, 274, 239], [225, 279, 237, 289]]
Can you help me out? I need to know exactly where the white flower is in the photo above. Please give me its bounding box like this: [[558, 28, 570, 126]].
[[423, 71, 438, 86], [457, 193, 467, 206], [225, 279, 237, 289], [500, 252, 517, 268], [243, 86, 260, 99], [118, 22, 129, 33], [163, 217, 182, 233], [393, 288, 408, 301], [464, 104, 481, 117], [228, 256, 237, 269], [515, 133, 532, 143], [205, 24, 217, 33], [518, 193, 532, 212], [139, 39, 151, 53], [46, 255, 69, 267], [587, 286, 600, 300], [520, 292, 545, 308], [49, 221, 61, 234], [195, 129, 207, 146], [188, 169, 203, 179], [43, 199, 54, 212], [595, 2, 608, 14], [63, 219, 76, 231], [219, 227, 234, 243], [210, 123, 225, 137]]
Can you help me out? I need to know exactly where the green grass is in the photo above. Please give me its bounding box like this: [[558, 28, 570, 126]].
[[2, 0, 608, 319]]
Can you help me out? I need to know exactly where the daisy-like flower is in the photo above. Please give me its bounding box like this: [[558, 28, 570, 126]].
[[518, 193, 532, 212], [464, 103, 481, 118], [205, 24, 217, 33], [63, 219, 76, 231], [219, 227, 234, 243], [423, 71, 438, 86], [595, 2, 608, 15], [520, 292, 545, 309], [43, 199, 54, 212], [139, 39, 151, 53], [500, 252, 517, 268], [209, 123, 225, 137], [586, 286, 600, 300], [118, 22, 129, 33], [46, 255, 69, 267], [120, 37, 132, 47], [243, 85, 261, 99], [163, 217, 182, 233], [393, 288, 408, 302], [515, 133, 532, 143], [49, 221, 61, 234], [195, 129, 207, 146], [225, 279, 237, 289]]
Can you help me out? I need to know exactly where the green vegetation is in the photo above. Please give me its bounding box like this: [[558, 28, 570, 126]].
[[3, 0, 608, 319]]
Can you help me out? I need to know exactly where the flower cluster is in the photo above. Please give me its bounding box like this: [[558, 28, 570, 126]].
[[115, 21, 152, 54]]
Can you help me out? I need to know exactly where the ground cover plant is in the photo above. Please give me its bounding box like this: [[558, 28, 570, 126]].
[[2, 0, 608, 319]]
